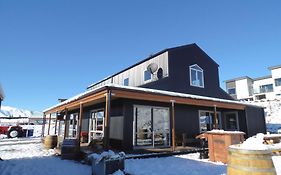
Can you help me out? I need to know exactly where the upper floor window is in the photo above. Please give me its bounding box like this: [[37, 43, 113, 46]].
[[260, 84, 273, 93], [228, 88, 236, 95], [144, 70, 152, 81], [124, 78, 129, 86], [189, 64, 204, 88], [275, 78, 281, 87]]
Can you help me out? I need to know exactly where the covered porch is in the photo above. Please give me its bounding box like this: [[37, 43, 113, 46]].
[[42, 84, 262, 153]]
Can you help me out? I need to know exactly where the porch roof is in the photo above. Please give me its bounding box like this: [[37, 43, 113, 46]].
[[43, 84, 255, 114]]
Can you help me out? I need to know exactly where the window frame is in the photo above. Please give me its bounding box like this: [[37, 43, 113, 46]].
[[275, 78, 281, 87], [224, 111, 239, 131], [227, 88, 236, 95], [259, 84, 274, 93], [189, 64, 204, 88], [123, 78, 129, 86], [144, 70, 152, 82]]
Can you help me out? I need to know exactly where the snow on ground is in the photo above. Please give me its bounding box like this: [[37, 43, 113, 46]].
[[0, 142, 281, 175], [125, 153, 226, 175], [0, 143, 91, 175]]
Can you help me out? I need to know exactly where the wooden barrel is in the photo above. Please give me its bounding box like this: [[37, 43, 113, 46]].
[[227, 147, 276, 175], [61, 139, 79, 160], [44, 135, 58, 149]]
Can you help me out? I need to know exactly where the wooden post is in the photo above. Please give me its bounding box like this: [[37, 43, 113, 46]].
[[54, 113, 58, 135], [171, 100, 176, 151], [47, 113, 51, 135], [42, 113, 46, 137], [104, 90, 111, 149], [77, 103, 83, 149], [64, 108, 68, 139], [214, 105, 218, 129]]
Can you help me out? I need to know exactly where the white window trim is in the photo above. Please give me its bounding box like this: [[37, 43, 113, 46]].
[[224, 111, 239, 131], [189, 64, 204, 88], [198, 110, 222, 133]]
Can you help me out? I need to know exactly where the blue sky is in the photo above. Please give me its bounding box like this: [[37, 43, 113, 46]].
[[0, 1, 281, 111]]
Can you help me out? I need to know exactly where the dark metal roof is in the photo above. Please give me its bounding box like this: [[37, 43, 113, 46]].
[[268, 64, 281, 70], [87, 43, 219, 89]]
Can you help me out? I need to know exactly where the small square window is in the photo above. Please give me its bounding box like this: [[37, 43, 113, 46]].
[[275, 78, 281, 87], [124, 78, 129, 86], [144, 70, 151, 81], [228, 88, 236, 95]]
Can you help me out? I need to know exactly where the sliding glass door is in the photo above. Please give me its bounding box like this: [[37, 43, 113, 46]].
[[133, 105, 170, 148]]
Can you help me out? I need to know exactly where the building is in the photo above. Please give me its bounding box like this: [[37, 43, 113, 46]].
[[225, 65, 281, 101], [43, 44, 266, 150]]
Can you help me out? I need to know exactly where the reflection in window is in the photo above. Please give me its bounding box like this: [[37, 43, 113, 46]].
[[144, 70, 151, 81], [228, 88, 236, 95], [275, 78, 281, 87], [190, 64, 204, 88], [124, 78, 129, 86], [225, 112, 239, 131]]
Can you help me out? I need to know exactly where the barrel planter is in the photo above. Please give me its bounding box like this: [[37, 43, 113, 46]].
[[44, 135, 58, 149], [61, 139, 79, 160], [227, 146, 276, 175]]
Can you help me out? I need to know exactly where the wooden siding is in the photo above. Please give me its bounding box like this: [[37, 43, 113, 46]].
[[90, 52, 169, 89]]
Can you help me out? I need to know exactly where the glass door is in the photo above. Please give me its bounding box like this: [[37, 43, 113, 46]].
[[153, 108, 170, 147], [135, 106, 153, 146], [88, 110, 104, 142], [67, 113, 78, 138], [133, 105, 170, 148]]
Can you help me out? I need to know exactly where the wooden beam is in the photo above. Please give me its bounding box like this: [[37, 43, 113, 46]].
[[63, 109, 68, 140], [42, 114, 46, 137], [104, 90, 111, 149], [47, 113, 51, 135], [111, 89, 245, 110], [171, 100, 176, 151], [44, 90, 107, 115], [213, 105, 218, 129], [77, 103, 83, 149], [54, 113, 58, 134]]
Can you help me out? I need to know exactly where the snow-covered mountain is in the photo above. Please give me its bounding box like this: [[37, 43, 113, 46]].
[[0, 106, 42, 118]]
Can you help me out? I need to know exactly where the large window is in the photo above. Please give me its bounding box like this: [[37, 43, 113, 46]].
[[124, 78, 129, 86], [275, 78, 281, 87], [199, 111, 221, 133], [225, 112, 239, 131], [144, 70, 152, 81], [228, 88, 236, 95], [189, 64, 204, 88], [260, 84, 273, 93]]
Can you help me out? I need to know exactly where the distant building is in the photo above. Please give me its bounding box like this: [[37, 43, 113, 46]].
[[225, 65, 281, 101]]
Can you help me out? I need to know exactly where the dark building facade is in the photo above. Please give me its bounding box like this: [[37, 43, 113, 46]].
[[43, 44, 266, 150]]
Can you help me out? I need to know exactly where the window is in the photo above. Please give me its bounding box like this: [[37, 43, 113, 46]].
[[225, 112, 239, 131], [124, 78, 129, 86], [228, 88, 236, 95], [199, 111, 221, 132], [260, 84, 273, 93], [275, 78, 281, 87], [189, 64, 204, 88], [144, 70, 151, 81]]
